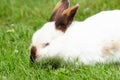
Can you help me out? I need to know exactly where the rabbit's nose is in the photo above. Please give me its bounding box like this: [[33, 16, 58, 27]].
[[30, 46, 37, 62]]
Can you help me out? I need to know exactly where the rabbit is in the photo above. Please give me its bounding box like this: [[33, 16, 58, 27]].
[[30, 0, 120, 65]]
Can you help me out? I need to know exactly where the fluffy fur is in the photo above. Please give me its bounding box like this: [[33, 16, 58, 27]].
[[30, 0, 120, 65], [31, 10, 120, 65]]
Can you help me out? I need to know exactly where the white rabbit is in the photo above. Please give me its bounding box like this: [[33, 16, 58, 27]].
[[30, 0, 120, 65]]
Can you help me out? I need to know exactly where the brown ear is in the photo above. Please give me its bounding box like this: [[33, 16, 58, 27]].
[[55, 4, 79, 32], [49, 0, 69, 21]]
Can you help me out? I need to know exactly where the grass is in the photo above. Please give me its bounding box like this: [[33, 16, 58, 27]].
[[0, 0, 120, 80]]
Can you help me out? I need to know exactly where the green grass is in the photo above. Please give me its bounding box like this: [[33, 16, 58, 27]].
[[0, 0, 120, 80]]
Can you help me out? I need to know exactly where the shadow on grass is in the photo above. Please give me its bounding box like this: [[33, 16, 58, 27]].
[[29, 58, 64, 69], [29, 57, 120, 71], [29, 58, 83, 70]]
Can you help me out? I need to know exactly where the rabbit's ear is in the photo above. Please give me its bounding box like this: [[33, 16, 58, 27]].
[[55, 4, 79, 32], [49, 0, 69, 21]]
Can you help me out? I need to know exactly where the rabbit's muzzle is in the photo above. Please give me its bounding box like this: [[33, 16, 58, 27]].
[[30, 46, 37, 62]]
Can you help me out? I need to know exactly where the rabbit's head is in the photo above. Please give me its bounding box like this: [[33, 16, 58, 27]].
[[30, 0, 79, 62]]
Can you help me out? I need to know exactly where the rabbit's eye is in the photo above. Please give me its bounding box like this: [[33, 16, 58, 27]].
[[43, 43, 50, 48]]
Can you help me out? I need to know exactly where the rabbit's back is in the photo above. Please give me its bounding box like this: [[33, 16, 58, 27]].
[[66, 10, 120, 45], [61, 10, 120, 64]]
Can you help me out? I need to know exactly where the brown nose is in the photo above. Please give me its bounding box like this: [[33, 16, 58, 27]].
[[30, 46, 37, 62]]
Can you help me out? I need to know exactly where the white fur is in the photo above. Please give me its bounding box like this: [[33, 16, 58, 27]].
[[31, 10, 120, 65], [32, 22, 64, 49]]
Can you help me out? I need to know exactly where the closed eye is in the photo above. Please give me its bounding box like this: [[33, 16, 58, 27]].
[[42, 43, 50, 48]]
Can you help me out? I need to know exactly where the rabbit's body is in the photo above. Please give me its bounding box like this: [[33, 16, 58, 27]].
[[38, 10, 120, 65], [30, 0, 120, 65]]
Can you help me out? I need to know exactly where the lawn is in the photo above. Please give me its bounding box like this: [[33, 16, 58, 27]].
[[0, 0, 120, 80]]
